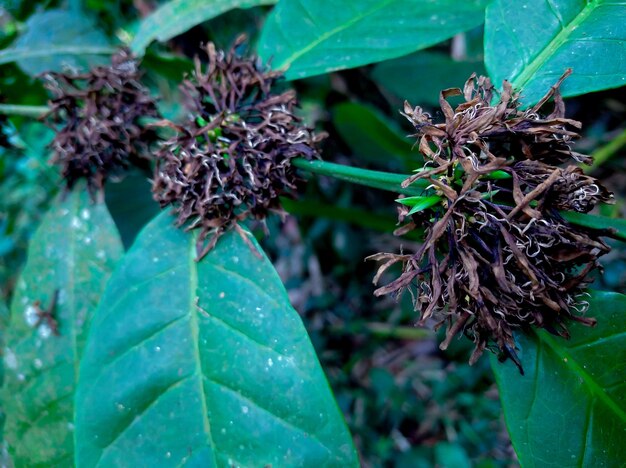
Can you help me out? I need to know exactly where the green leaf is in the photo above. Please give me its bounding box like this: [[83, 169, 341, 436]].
[[372, 51, 486, 106], [2, 9, 112, 75], [332, 102, 417, 170], [75, 212, 358, 466], [131, 0, 277, 55], [485, 0, 626, 105], [1, 189, 124, 466], [396, 195, 441, 214], [258, 0, 490, 80], [491, 291, 626, 467], [560, 211, 626, 243]]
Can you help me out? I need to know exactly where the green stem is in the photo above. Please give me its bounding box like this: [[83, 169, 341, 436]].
[[332, 322, 432, 340], [292, 158, 428, 196], [281, 197, 424, 239], [0, 104, 49, 118], [365, 322, 432, 340], [293, 159, 626, 242], [586, 128, 626, 173]]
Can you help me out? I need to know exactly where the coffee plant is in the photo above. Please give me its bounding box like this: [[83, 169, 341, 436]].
[[1, 0, 625, 466]]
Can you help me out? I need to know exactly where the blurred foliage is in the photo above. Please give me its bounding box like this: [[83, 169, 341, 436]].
[[1, 0, 625, 465], [0, 120, 57, 299]]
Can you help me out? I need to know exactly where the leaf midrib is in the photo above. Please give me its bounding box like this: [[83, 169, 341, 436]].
[[0, 46, 116, 65], [538, 330, 626, 425], [188, 235, 218, 466], [276, 0, 395, 70], [70, 194, 79, 382], [511, 0, 599, 90]]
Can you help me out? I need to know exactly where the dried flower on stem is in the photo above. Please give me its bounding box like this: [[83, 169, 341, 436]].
[[42, 50, 160, 193], [369, 70, 614, 371], [153, 37, 323, 260]]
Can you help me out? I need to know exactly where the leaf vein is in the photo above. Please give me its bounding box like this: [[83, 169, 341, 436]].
[[202, 375, 332, 457]]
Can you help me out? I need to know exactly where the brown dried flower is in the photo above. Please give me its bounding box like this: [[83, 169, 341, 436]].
[[42, 49, 160, 192], [153, 37, 323, 259], [369, 70, 614, 371]]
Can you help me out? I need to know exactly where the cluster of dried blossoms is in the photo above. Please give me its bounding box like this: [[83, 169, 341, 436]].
[[153, 37, 323, 259], [42, 50, 160, 192], [370, 71, 614, 370]]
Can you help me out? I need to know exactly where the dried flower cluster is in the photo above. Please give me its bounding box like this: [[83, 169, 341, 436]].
[[42, 50, 160, 192], [369, 71, 614, 370], [153, 38, 323, 259]]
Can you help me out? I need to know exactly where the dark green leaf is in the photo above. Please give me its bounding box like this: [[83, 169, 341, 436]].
[[131, 0, 277, 55], [105, 171, 160, 250], [491, 291, 626, 467], [332, 102, 417, 170], [75, 212, 358, 466], [3, 9, 112, 75], [560, 211, 626, 242], [485, 0, 626, 105], [1, 190, 123, 466], [372, 51, 486, 106], [258, 0, 490, 80]]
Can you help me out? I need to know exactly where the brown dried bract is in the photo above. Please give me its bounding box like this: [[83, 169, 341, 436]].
[[42, 49, 160, 193], [153, 37, 323, 260], [369, 70, 614, 371]]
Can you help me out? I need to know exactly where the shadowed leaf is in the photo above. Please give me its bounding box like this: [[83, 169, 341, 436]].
[[492, 291, 626, 467], [1, 190, 123, 465]]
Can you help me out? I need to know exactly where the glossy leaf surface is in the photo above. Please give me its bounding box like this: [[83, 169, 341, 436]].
[[258, 0, 490, 79], [75, 212, 358, 467], [485, 0, 626, 105], [131, 0, 277, 54], [492, 291, 626, 467], [1, 190, 123, 466], [4, 9, 112, 75]]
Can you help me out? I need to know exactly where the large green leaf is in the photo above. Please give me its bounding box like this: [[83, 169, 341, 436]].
[[1, 189, 124, 466], [372, 51, 486, 106], [258, 0, 490, 80], [491, 291, 626, 467], [131, 0, 277, 54], [332, 102, 417, 170], [75, 212, 358, 466], [485, 0, 626, 105], [3, 9, 112, 75]]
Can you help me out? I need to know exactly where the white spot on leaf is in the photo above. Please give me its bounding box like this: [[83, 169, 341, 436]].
[[4, 348, 17, 369], [24, 305, 39, 327]]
